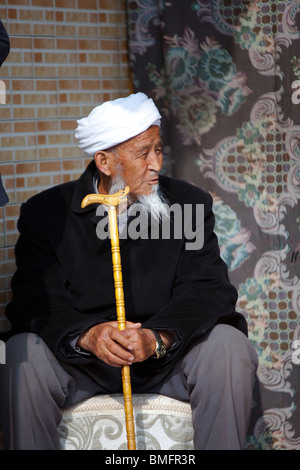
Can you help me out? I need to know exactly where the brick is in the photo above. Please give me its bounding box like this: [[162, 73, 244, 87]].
[[4, 205, 21, 217], [58, 105, 81, 117], [60, 147, 83, 158], [99, 39, 119, 50], [12, 80, 34, 91], [78, 26, 98, 37], [58, 80, 78, 90], [55, 25, 77, 36], [37, 121, 59, 131], [5, 0, 29, 5], [13, 107, 35, 120], [0, 261, 16, 275], [48, 134, 72, 145], [23, 93, 50, 105], [5, 232, 19, 246], [11, 65, 34, 77], [9, 23, 32, 35], [15, 148, 37, 161], [16, 163, 38, 174], [99, 13, 107, 22], [0, 165, 14, 175], [9, 37, 32, 49], [55, 0, 76, 8], [12, 95, 21, 106], [37, 135, 46, 145], [37, 148, 60, 159], [32, 0, 53, 6], [55, 11, 64, 21], [60, 120, 77, 130], [36, 80, 57, 91], [78, 66, 100, 77], [99, 25, 119, 37], [33, 23, 55, 36], [34, 38, 56, 49], [39, 161, 61, 172], [27, 175, 52, 187], [65, 12, 89, 23], [5, 219, 17, 231], [34, 66, 58, 78], [56, 65, 78, 77], [89, 13, 97, 23], [98, 0, 119, 9], [62, 159, 83, 170], [80, 79, 101, 90], [16, 177, 25, 187], [77, 0, 97, 9], [37, 107, 58, 119], [78, 39, 99, 50], [2, 136, 27, 147], [56, 39, 77, 50], [14, 121, 36, 133], [19, 9, 45, 21], [0, 123, 13, 133], [7, 9, 18, 19], [108, 12, 126, 24]]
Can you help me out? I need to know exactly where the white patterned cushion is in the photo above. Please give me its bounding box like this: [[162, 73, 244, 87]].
[[59, 394, 194, 450]]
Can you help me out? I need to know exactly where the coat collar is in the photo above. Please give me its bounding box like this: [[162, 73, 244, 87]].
[[71, 160, 100, 222]]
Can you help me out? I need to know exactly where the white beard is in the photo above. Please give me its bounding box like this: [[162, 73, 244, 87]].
[[109, 175, 170, 224]]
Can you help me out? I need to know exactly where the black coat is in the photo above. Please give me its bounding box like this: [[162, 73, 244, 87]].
[[5, 161, 247, 373], [0, 20, 10, 67]]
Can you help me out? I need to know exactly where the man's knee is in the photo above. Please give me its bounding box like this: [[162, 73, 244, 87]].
[[3, 333, 58, 381], [210, 324, 258, 364], [184, 324, 258, 380], [4, 332, 43, 365]]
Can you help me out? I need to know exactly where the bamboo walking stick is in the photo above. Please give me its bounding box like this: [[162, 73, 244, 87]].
[[81, 186, 136, 450]]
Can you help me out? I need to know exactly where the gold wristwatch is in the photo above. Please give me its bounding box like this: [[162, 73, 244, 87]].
[[151, 330, 167, 359]]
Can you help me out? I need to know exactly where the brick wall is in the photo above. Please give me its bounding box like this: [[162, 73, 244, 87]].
[[0, 0, 132, 332]]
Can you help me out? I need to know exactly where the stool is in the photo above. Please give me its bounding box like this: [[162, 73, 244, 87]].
[[59, 393, 194, 450]]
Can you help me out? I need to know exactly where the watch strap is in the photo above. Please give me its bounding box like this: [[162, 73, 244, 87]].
[[150, 329, 167, 359]]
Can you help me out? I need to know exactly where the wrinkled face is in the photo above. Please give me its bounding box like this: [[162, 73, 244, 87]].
[[110, 125, 163, 199]]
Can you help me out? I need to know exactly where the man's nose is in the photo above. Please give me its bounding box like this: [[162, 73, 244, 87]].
[[148, 151, 163, 173]]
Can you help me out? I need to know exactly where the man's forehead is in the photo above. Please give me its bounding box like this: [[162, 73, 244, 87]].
[[122, 126, 161, 148]]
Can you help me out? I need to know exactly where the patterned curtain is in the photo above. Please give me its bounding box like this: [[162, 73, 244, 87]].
[[126, 0, 300, 450]]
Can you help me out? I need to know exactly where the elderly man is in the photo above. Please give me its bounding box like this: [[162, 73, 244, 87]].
[[0, 93, 258, 450]]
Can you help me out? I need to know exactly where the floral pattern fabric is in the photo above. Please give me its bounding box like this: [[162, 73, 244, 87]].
[[127, 0, 300, 449]]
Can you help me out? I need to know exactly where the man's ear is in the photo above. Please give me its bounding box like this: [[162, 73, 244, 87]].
[[94, 150, 111, 176]]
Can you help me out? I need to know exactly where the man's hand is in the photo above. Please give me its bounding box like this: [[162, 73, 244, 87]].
[[77, 321, 153, 367], [77, 321, 174, 367]]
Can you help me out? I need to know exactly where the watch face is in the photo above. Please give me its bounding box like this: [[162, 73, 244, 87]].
[[157, 343, 166, 356]]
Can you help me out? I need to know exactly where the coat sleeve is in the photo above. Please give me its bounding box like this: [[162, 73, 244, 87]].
[[0, 20, 10, 66], [139, 191, 248, 372], [6, 201, 110, 364]]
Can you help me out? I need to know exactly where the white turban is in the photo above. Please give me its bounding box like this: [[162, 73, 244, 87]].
[[75, 92, 161, 157]]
